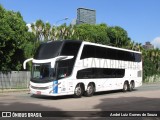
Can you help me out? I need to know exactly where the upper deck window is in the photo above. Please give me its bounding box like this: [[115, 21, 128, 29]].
[[81, 45, 141, 62], [34, 40, 82, 60], [34, 41, 63, 60]]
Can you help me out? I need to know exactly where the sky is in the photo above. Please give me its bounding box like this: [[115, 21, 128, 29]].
[[0, 0, 160, 48]]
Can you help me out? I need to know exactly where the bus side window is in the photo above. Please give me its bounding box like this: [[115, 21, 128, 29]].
[[81, 45, 95, 59]]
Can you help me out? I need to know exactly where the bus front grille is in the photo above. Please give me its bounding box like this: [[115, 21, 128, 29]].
[[31, 85, 49, 90]]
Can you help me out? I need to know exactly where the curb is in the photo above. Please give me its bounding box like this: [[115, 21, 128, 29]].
[[143, 81, 160, 85], [0, 89, 29, 93]]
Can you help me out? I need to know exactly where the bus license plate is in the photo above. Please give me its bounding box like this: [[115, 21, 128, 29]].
[[36, 91, 41, 95]]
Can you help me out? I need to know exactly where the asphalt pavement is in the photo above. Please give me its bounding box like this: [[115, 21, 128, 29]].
[[0, 82, 160, 120]]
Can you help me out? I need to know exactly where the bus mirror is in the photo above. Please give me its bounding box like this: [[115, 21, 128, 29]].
[[61, 56, 74, 60], [55, 56, 74, 61], [23, 58, 33, 69], [50, 56, 74, 68]]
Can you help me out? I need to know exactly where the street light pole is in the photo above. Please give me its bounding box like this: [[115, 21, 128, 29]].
[[55, 17, 68, 26], [54, 17, 69, 40]]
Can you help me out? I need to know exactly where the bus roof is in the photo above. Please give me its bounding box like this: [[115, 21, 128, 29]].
[[35, 40, 141, 60]]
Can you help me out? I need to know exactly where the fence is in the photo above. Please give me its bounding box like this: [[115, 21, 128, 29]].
[[144, 74, 160, 83], [0, 71, 30, 89]]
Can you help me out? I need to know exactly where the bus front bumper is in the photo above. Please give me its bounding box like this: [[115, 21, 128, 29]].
[[29, 87, 73, 96]]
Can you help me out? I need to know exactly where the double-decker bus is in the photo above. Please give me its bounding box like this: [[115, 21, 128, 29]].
[[23, 40, 142, 97]]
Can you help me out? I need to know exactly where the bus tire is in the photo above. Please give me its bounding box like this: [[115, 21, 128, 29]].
[[84, 83, 95, 97], [129, 81, 135, 91], [123, 82, 129, 92], [74, 84, 83, 98]]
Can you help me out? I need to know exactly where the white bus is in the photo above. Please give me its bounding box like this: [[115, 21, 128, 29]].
[[23, 40, 142, 97]]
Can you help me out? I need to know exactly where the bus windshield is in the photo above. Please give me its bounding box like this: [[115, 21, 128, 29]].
[[32, 63, 55, 82]]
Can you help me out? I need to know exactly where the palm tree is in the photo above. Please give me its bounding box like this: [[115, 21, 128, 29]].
[[44, 22, 51, 41], [31, 23, 36, 35], [64, 24, 75, 39], [154, 48, 160, 70], [150, 49, 155, 62], [125, 41, 134, 50], [35, 20, 44, 41], [134, 43, 143, 51], [51, 26, 57, 40]]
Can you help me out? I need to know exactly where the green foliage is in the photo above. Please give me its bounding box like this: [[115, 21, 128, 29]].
[[44, 22, 51, 41], [72, 23, 110, 44], [143, 49, 160, 82], [107, 26, 130, 47], [0, 5, 35, 71]]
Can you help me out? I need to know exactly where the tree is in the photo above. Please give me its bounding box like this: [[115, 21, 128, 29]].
[[0, 5, 34, 71], [35, 19, 44, 41], [44, 22, 51, 41], [142, 48, 160, 82], [71, 23, 110, 44], [107, 26, 130, 48]]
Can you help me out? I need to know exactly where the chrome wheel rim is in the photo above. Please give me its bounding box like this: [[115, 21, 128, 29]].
[[87, 86, 93, 94], [75, 87, 81, 96], [124, 84, 127, 91]]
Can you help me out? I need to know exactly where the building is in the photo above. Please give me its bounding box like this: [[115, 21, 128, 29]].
[[143, 42, 154, 50], [76, 8, 96, 24], [71, 18, 77, 26]]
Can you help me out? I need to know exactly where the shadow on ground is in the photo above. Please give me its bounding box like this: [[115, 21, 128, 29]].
[[30, 89, 137, 100], [0, 88, 160, 120], [89, 96, 160, 120], [71, 96, 160, 120], [94, 97, 160, 111], [31, 94, 74, 100]]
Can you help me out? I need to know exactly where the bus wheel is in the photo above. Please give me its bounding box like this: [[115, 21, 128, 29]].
[[85, 83, 95, 97], [123, 82, 129, 92], [74, 84, 83, 98], [129, 81, 135, 91]]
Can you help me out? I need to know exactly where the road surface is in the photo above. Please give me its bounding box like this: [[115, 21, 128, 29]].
[[0, 83, 160, 119]]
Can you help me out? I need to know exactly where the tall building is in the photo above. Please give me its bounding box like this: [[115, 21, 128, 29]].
[[71, 18, 77, 26], [143, 42, 154, 50], [76, 8, 96, 24]]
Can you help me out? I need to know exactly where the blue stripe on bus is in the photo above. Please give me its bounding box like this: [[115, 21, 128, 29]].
[[53, 80, 58, 93]]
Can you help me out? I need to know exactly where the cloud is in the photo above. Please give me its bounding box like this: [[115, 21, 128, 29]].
[[151, 37, 160, 48], [26, 23, 32, 32]]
